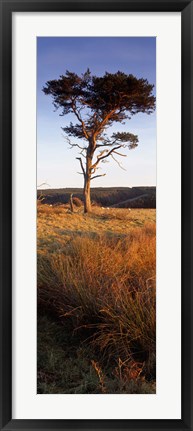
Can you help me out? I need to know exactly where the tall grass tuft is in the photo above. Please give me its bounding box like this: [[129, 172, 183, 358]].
[[38, 222, 156, 378]]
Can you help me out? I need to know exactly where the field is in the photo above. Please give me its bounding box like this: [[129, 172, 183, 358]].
[[37, 203, 156, 394]]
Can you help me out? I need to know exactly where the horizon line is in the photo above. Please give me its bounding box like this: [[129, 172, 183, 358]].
[[37, 184, 156, 190]]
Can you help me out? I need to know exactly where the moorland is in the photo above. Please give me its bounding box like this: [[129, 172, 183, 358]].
[[37, 197, 156, 394]]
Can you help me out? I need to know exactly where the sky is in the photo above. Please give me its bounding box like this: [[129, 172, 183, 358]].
[[37, 37, 156, 189]]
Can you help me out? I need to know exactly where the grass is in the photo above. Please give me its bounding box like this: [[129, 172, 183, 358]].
[[37, 203, 156, 394], [38, 315, 156, 394]]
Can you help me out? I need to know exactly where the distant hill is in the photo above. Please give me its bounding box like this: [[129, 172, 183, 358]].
[[37, 187, 156, 208]]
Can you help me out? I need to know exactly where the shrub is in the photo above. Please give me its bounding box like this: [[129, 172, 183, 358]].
[[72, 197, 83, 207]]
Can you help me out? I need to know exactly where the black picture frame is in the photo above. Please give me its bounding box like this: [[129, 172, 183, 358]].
[[0, 0, 192, 430]]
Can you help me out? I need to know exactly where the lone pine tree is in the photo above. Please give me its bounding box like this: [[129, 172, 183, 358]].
[[43, 69, 155, 213]]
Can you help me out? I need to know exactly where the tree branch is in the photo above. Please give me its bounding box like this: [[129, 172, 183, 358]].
[[70, 142, 86, 150], [96, 142, 115, 148], [37, 181, 50, 188], [71, 101, 89, 140], [91, 174, 106, 180], [79, 148, 86, 158], [93, 109, 116, 139], [113, 151, 127, 157], [111, 154, 126, 171], [98, 145, 125, 161], [76, 157, 86, 176], [91, 149, 108, 170]]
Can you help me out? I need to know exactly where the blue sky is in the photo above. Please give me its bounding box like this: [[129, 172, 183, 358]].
[[37, 37, 156, 189]]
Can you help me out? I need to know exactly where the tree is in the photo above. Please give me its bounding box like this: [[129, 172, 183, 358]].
[[43, 69, 155, 213]]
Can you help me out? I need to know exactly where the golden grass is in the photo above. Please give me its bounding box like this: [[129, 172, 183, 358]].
[[37, 204, 155, 251], [37, 203, 156, 388]]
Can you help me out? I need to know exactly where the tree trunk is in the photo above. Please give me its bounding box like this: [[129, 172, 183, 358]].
[[84, 154, 92, 213], [84, 177, 91, 213]]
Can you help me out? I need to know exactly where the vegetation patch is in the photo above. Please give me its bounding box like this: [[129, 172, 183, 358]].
[[38, 205, 156, 393]]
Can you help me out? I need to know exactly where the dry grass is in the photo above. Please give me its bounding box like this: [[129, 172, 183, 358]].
[[37, 204, 155, 251], [37, 203, 156, 392]]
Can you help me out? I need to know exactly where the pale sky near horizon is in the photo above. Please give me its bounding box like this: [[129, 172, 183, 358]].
[[37, 37, 156, 189]]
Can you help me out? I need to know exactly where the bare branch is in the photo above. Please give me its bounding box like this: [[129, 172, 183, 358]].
[[111, 154, 126, 171], [91, 165, 100, 175], [91, 149, 109, 170], [96, 142, 115, 148], [76, 157, 86, 176], [91, 174, 106, 180], [71, 100, 89, 140], [92, 145, 123, 170], [98, 145, 123, 160], [37, 181, 50, 188], [70, 142, 86, 150], [62, 134, 71, 147], [96, 137, 118, 148], [113, 151, 127, 157], [79, 148, 86, 158], [63, 134, 86, 151]]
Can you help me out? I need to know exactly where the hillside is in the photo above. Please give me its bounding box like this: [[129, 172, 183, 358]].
[[37, 186, 156, 208], [37, 205, 156, 394]]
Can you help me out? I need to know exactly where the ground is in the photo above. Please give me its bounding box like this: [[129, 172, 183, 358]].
[[37, 204, 156, 394]]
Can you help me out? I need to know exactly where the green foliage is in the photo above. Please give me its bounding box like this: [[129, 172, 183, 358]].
[[43, 70, 155, 134]]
